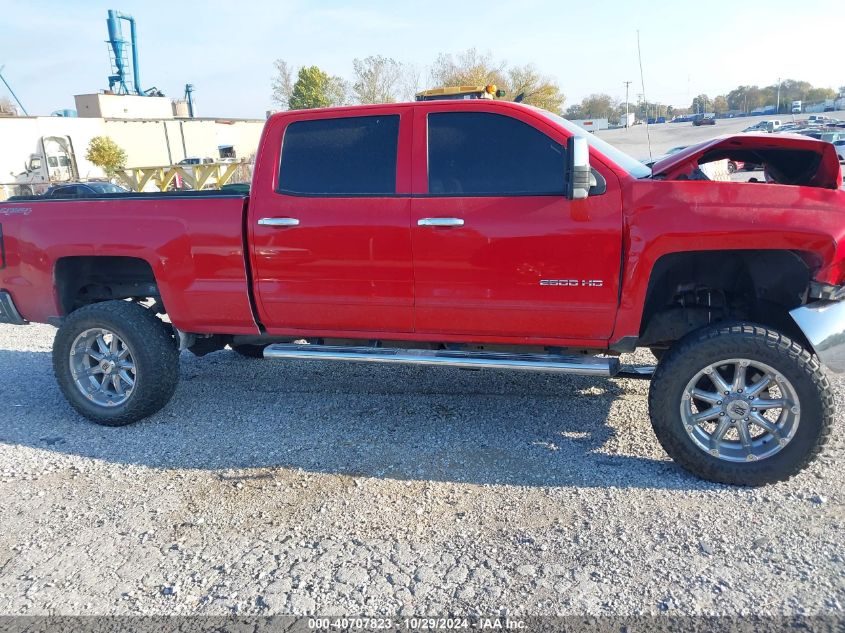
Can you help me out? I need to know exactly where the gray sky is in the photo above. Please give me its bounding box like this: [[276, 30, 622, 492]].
[[2, 0, 841, 118]]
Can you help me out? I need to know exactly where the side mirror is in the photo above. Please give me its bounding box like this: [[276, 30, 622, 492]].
[[566, 136, 591, 200]]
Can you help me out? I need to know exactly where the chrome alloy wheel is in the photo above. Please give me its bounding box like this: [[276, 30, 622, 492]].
[[69, 328, 136, 407], [680, 358, 800, 463]]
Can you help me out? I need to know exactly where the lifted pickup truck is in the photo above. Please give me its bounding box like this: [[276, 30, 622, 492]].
[[2, 101, 844, 485]]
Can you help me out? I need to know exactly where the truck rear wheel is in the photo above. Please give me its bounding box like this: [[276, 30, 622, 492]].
[[649, 323, 834, 485], [52, 301, 180, 426]]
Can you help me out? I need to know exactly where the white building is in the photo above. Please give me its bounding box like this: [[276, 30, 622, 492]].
[[1, 102, 264, 198]]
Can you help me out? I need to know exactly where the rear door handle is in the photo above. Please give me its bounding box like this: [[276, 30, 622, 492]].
[[417, 217, 464, 227], [258, 217, 300, 227]]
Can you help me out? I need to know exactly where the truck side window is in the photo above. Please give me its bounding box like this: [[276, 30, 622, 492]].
[[278, 115, 400, 195], [427, 112, 565, 196]]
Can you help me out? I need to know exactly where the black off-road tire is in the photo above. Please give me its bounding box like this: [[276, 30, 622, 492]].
[[52, 301, 180, 426], [231, 344, 266, 359], [649, 323, 834, 486]]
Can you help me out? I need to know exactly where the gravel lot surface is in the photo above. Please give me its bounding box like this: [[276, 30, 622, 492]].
[[0, 322, 843, 617]]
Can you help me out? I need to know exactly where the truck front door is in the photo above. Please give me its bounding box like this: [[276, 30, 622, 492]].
[[249, 109, 415, 334], [409, 106, 623, 341]]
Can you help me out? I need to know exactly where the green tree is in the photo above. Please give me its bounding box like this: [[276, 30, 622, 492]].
[[352, 55, 402, 104], [712, 95, 728, 114], [805, 87, 836, 103], [690, 94, 711, 113], [727, 85, 764, 112], [775, 79, 811, 104], [429, 49, 564, 112], [507, 64, 565, 112], [429, 48, 508, 89], [564, 103, 585, 119], [580, 93, 615, 118], [288, 66, 346, 110], [85, 136, 126, 177]]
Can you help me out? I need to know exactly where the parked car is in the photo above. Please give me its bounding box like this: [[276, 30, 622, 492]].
[[42, 182, 129, 198], [692, 115, 716, 126], [177, 157, 216, 167], [800, 130, 824, 140], [819, 132, 845, 143], [1, 100, 844, 487], [744, 120, 782, 133], [834, 139, 845, 161]]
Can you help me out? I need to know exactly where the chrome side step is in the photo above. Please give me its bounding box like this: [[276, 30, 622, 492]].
[[263, 344, 619, 376]]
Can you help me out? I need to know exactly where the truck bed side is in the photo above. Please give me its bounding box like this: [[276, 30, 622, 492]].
[[0, 193, 258, 334]]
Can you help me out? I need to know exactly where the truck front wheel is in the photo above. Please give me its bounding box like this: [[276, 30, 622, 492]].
[[649, 323, 834, 485], [52, 301, 180, 426]]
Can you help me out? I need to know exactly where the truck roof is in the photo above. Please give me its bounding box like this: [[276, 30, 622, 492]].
[[267, 99, 540, 123]]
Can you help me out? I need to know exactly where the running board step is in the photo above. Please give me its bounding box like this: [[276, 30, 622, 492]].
[[263, 344, 619, 376]]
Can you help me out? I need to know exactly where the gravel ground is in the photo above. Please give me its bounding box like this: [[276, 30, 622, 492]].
[[0, 323, 843, 617]]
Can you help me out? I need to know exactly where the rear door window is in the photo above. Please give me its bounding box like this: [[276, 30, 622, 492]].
[[278, 115, 400, 195], [427, 111, 565, 195]]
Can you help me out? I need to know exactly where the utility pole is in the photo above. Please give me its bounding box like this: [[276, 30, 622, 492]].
[[623, 81, 632, 127], [776, 77, 781, 114]]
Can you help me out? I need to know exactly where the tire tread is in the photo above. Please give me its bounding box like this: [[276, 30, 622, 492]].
[[649, 323, 834, 485], [52, 301, 180, 426]]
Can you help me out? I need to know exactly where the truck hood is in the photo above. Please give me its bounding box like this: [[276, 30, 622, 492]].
[[651, 133, 843, 190]]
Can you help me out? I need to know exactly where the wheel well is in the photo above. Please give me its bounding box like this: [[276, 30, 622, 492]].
[[55, 256, 159, 315], [639, 250, 814, 348]]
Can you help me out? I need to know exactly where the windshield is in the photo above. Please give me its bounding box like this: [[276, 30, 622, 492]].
[[531, 107, 653, 179]]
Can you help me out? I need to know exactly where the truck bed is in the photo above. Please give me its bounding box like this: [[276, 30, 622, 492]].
[[0, 190, 258, 334]]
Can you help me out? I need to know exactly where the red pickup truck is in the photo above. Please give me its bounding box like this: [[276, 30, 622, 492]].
[[1, 100, 844, 485]]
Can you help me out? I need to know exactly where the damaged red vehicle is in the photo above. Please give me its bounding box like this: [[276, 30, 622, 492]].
[[1, 101, 843, 485]]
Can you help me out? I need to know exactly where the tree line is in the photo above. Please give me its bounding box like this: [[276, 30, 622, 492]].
[[270, 50, 841, 120], [271, 49, 565, 112], [691, 81, 844, 115], [566, 82, 843, 122]]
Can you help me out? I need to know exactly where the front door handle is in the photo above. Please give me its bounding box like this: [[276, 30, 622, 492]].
[[258, 217, 300, 227], [417, 217, 465, 227]]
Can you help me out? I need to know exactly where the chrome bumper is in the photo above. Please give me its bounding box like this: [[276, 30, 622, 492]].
[[790, 300, 845, 373]]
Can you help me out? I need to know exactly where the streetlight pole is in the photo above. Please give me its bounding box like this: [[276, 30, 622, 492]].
[[776, 77, 781, 114], [623, 81, 632, 127]]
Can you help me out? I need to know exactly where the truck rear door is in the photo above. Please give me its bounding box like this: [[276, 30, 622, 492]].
[[248, 107, 414, 334], [409, 104, 623, 341]]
